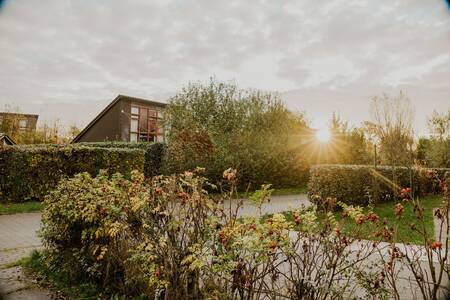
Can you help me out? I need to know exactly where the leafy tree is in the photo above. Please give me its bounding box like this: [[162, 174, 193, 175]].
[[0, 105, 78, 144], [329, 113, 371, 164], [424, 110, 450, 167], [415, 137, 430, 165], [364, 91, 414, 166], [164, 79, 310, 188]]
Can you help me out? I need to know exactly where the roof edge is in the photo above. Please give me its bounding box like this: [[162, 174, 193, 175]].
[[72, 95, 166, 143], [0, 133, 16, 145]]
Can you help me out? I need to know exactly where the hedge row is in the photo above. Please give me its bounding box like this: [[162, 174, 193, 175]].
[[78, 142, 165, 178], [0, 145, 145, 202], [308, 164, 450, 206]]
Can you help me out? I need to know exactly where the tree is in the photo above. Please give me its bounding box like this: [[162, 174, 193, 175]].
[[415, 137, 430, 165], [424, 110, 450, 167], [364, 92, 414, 166], [329, 113, 371, 164], [0, 105, 79, 144], [164, 79, 310, 188], [428, 109, 450, 138]]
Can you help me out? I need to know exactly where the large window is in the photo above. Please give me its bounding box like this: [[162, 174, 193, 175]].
[[130, 106, 164, 142], [19, 119, 27, 130]]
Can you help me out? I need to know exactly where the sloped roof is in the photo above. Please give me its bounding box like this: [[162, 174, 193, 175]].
[[72, 94, 167, 143], [0, 133, 16, 145]]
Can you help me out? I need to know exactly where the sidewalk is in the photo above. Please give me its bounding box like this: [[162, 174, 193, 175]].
[[0, 212, 53, 300], [0, 213, 42, 266], [224, 194, 311, 217]]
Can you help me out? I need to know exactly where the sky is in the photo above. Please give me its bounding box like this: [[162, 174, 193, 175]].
[[0, 0, 449, 136]]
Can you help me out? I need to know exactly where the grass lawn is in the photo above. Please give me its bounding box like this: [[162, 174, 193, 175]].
[[282, 195, 443, 245], [0, 201, 42, 215]]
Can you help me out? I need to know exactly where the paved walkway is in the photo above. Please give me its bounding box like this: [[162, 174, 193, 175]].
[[0, 212, 53, 300], [0, 213, 42, 267], [224, 194, 311, 217]]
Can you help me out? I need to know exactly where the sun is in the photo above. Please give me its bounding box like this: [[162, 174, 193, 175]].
[[315, 127, 331, 143]]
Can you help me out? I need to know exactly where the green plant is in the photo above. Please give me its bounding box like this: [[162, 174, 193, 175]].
[[22, 250, 102, 299], [38, 168, 391, 299], [0, 108, 78, 144], [40, 170, 146, 296], [0, 201, 42, 215], [308, 164, 450, 206], [378, 177, 450, 300], [0, 144, 144, 202], [164, 79, 310, 190], [278, 195, 441, 244], [41, 168, 221, 299], [419, 109, 450, 168], [78, 141, 165, 178], [364, 92, 415, 166], [38, 166, 450, 299]]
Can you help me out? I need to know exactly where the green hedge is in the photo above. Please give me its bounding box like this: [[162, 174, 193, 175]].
[[308, 164, 450, 206], [0, 145, 145, 202], [78, 142, 165, 178]]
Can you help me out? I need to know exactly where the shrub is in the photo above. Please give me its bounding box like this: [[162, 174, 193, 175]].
[[39, 169, 388, 299], [0, 145, 144, 202], [38, 168, 450, 299], [37, 170, 380, 299], [40, 169, 221, 298], [78, 142, 165, 178], [308, 164, 450, 206], [40, 171, 147, 295]]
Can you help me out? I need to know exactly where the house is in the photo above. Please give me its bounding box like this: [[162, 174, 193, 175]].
[[0, 112, 39, 132], [72, 95, 166, 143], [0, 133, 15, 145]]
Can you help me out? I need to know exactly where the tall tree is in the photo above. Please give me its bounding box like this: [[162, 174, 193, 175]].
[[328, 113, 371, 164], [164, 79, 310, 188], [364, 91, 414, 166], [425, 110, 450, 167]]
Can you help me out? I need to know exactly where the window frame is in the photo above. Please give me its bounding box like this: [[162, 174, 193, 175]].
[[129, 105, 163, 142], [18, 119, 28, 130]]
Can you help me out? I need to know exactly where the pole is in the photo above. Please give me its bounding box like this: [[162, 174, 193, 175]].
[[374, 144, 377, 168]]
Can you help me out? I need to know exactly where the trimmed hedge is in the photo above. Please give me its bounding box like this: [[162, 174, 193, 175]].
[[0, 145, 145, 202], [308, 164, 450, 206], [78, 142, 165, 178]]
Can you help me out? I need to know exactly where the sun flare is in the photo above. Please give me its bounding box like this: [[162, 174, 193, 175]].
[[315, 128, 331, 143]]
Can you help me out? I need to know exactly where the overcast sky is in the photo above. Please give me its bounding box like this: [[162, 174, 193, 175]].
[[0, 0, 449, 135]]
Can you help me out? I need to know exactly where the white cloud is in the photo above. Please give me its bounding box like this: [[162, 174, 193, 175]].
[[297, 56, 367, 88], [381, 54, 450, 86], [0, 0, 448, 133]]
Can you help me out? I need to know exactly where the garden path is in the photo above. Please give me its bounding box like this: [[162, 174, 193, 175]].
[[0, 212, 53, 299], [226, 194, 311, 217]]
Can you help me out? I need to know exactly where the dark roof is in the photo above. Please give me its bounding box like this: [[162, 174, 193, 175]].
[[0, 133, 16, 145], [72, 94, 167, 143]]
